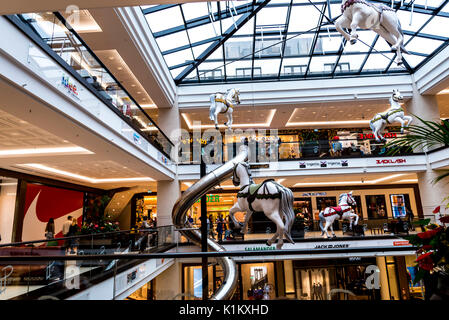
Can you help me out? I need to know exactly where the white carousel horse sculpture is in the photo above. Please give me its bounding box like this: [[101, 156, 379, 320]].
[[335, 0, 409, 65], [209, 88, 241, 130], [228, 161, 295, 249], [319, 191, 359, 238], [369, 89, 412, 143]]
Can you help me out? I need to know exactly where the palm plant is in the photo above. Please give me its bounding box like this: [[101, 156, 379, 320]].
[[386, 115, 449, 182]]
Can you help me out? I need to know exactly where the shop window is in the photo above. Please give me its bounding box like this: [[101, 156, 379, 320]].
[[182, 264, 215, 300], [365, 195, 387, 219], [239, 262, 275, 300], [390, 194, 407, 218]]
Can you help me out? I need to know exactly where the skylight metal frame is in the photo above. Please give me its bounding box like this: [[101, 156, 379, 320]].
[[143, 0, 449, 85]]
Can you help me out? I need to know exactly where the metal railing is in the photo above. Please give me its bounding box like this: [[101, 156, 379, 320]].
[[6, 13, 174, 159]]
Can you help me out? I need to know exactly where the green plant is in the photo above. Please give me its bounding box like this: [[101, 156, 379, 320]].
[[79, 215, 119, 235], [386, 116, 449, 182], [405, 207, 449, 284]]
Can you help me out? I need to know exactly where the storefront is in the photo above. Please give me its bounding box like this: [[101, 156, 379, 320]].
[[180, 255, 419, 300], [131, 184, 420, 234], [180, 127, 408, 163]]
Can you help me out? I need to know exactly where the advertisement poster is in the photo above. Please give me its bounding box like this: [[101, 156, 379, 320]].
[[22, 183, 83, 242], [391, 194, 407, 218]]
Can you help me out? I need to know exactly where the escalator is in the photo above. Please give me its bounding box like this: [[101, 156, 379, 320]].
[[0, 228, 174, 300]]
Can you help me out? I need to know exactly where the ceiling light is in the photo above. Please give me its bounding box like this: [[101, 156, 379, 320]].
[[293, 174, 406, 187], [182, 109, 276, 129], [20, 164, 153, 184], [286, 120, 370, 126], [437, 89, 449, 95], [0, 146, 93, 157]]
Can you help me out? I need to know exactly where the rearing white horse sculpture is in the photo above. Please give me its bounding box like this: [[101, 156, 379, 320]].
[[319, 192, 359, 238], [228, 161, 295, 249], [209, 88, 241, 130], [369, 89, 412, 143], [335, 0, 409, 65]]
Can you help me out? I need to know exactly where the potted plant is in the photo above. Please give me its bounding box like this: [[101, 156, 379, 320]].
[[405, 207, 449, 300]]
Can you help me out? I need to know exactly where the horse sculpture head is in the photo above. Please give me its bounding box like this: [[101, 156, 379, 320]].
[[392, 89, 403, 102], [227, 88, 241, 104], [232, 162, 252, 186], [346, 191, 356, 207]]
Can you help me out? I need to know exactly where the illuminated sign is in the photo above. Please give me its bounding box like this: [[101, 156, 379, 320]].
[[61, 75, 78, 96], [196, 195, 220, 203], [358, 133, 397, 140], [376, 159, 406, 165]]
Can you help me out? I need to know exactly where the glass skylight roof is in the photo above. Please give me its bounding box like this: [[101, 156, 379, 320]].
[[142, 0, 449, 85]]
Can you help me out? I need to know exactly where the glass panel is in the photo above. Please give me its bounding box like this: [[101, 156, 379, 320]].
[[287, 5, 323, 32], [366, 195, 387, 219], [225, 37, 253, 59], [145, 6, 184, 33], [337, 54, 366, 72], [181, 2, 210, 21], [164, 48, 194, 68], [187, 23, 220, 44], [256, 6, 289, 25], [156, 30, 190, 52], [284, 35, 315, 56], [192, 43, 214, 60], [396, 10, 430, 33], [225, 59, 253, 79], [234, 16, 255, 36], [308, 55, 338, 74], [405, 37, 444, 55], [420, 16, 449, 38], [254, 59, 281, 77], [362, 53, 396, 72], [221, 14, 244, 32], [315, 34, 342, 54], [404, 54, 426, 68], [342, 31, 375, 53], [281, 57, 309, 76], [198, 62, 225, 81]]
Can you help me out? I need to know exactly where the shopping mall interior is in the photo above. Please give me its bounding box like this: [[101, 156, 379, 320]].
[[0, 0, 449, 303]]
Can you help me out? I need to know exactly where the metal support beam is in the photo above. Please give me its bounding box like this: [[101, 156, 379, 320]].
[[175, 0, 271, 84]]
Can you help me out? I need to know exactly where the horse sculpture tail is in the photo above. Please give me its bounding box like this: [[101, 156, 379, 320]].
[[209, 94, 216, 121], [278, 185, 295, 244]]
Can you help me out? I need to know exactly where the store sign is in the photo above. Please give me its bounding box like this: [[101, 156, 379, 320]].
[[393, 240, 410, 246], [196, 195, 220, 203], [133, 132, 141, 145], [358, 133, 397, 140], [376, 159, 406, 165], [250, 164, 269, 170], [302, 192, 327, 196], [300, 160, 348, 169], [61, 75, 79, 97], [314, 243, 350, 249], [244, 246, 276, 251]]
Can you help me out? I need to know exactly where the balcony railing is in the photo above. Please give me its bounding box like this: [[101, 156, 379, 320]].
[[7, 12, 174, 159]]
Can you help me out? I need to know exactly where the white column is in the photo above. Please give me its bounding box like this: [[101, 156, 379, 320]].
[[156, 99, 181, 227], [156, 180, 181, 226], [406, 82, 446, 221]]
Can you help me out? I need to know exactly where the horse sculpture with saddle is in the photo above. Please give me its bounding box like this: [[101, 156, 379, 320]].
[[209, 88, 241, 130], [369, 89, 412, 143], [335, 0, 408, 65], [319, 192, 359, 238], [228, 161, 295, 249]]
